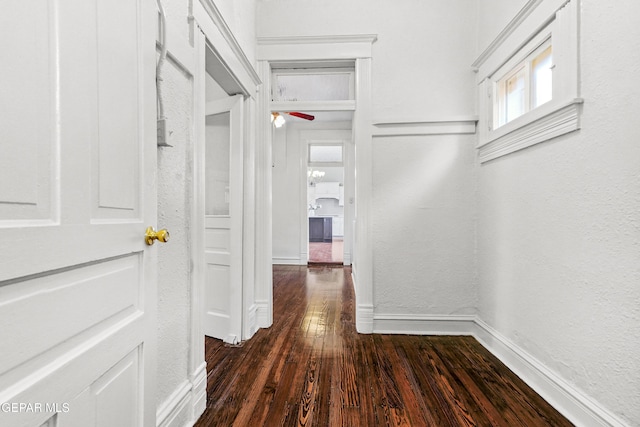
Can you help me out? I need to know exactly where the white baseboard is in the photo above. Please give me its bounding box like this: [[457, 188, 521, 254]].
[[245, 303, 258, 339], [156, 362, 208, 427], [373, 313, 476, 335], [356, 303, 374, 334], [343, 251, 351, 265], [351, 271, 373, 333], [473, 319, 631, 427], [156, 380, 192, 427], [189, 362, 207, 424], [255, 299, 271, 329], [369, 313, 631, 427], [272, 257, 303, 265]]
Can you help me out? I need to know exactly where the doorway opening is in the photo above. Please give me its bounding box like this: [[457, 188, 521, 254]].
[[202, 44, 246, 345], [270, 62, 355, 268], [307, 143, 345, 265]]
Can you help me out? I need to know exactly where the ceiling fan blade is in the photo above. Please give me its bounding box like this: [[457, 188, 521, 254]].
[[286, 112, 315, 121]]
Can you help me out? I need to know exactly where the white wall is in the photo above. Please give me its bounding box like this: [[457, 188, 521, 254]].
[[259, 0, 479, 318], [476, 1, 640, 425], [473, 0, 527, 56], [372, 134, 477, 316], [155, 0, 258, 425], [272, 123, 351, 263], [272, 125, 302, 262], [257, 0, 477, 119], [156, 0, 192, 421], [212, 0, 256, 66]]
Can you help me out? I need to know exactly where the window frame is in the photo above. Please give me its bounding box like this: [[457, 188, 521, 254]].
[[474, 0, 582, 163], [493, 34, 553, 129], [308, 141, 344, 167], [271, 68, 355, 102]]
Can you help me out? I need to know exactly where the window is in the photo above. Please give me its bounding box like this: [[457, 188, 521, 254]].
[[494, 40, 553, 129], [309, 143, 343, 164], [272, 69, 354, 102], [474, 0, 581, 162]]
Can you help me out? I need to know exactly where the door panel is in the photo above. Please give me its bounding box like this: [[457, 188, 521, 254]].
[[94, 0, 140, 217], [0, 1, 157, 426], [0, 1, 55, 223], [203, 95, 243, 344]]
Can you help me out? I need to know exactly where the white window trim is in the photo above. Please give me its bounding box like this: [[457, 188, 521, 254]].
[[474, 0, 581, 163], [493, 31, 552, 129]]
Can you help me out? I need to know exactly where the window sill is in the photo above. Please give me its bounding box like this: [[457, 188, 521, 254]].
[[478, 98, 583, 163]]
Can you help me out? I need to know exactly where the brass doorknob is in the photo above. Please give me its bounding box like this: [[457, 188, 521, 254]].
[[145, 226, 170, 245]]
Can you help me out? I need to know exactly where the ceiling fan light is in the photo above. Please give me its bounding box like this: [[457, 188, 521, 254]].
[[274, 114, 286, 128]]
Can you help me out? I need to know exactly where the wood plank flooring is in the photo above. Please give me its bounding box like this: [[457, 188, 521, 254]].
[[195, 266, 573, 427]]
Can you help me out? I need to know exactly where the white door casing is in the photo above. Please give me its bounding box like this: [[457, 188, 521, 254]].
[[203, 95, 244, 345], [0, 0, 157, 426], [256, 34, 376, 332]]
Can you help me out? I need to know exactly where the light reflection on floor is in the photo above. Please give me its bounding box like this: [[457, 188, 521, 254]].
[[301, 266, 345, 349]]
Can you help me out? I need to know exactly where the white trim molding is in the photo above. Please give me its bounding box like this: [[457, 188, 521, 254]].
[[479, 98, 583, 162], [257, 34, 378, 61], [472, 0, 547, 72], [472, 0, 572, 76], [474, 319, 631, 427], [245, 303, 258, 339], [155, 361, 206, 427], [256, 35, 377, 336], [155, 26, 195, 76], [193, 0, 261, 97], [356, 303, 374, 334], [272, 257, 304, 265], [156, 381, 193, 427], [188, 25, 207, 427], [372, 117, 478, 137], [189, 362, 207, 423], [255, 299, 271, 329], [373, 314, 476, 335], [271, 100, 356, 113], [475, 0, 580, 162]]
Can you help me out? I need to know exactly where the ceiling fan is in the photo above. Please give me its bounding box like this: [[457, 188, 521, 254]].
[[271, 111, 315, 127]]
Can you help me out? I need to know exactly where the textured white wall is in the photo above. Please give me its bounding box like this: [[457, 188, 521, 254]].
[[477, 1, 640, 424], [257, 0, 477, 120], [214, 0, 257, 65], [155, 0, 257, 421], [372, 135, 478, 315], [259, 0, 479, 316], [156, 0, 192, 417], [473, 0, 527, 56]]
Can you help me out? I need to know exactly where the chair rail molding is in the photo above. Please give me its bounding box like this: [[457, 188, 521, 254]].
[[372, 116, 478, 137]]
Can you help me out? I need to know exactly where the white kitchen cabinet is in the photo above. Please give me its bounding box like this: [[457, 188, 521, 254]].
[[332, 216, 344, 237], [314, 182, 340, 200]]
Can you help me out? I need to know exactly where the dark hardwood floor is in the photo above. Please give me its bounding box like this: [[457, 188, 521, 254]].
[[195, 265, 573, 427]]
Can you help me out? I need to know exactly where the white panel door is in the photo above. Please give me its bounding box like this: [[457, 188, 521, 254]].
[[203, 95, 244, 344], [0, 1, 157, 426]]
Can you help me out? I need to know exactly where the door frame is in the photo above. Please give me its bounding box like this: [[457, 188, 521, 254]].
[[256, 34, 377, 333], [190, 0, 261, 421], [301, 136, 353, 265], [202, 94, 244, 344]]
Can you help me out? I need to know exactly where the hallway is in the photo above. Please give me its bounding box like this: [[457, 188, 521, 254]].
[[195, 266, 572, 426], [308, 238, 344, 265]]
